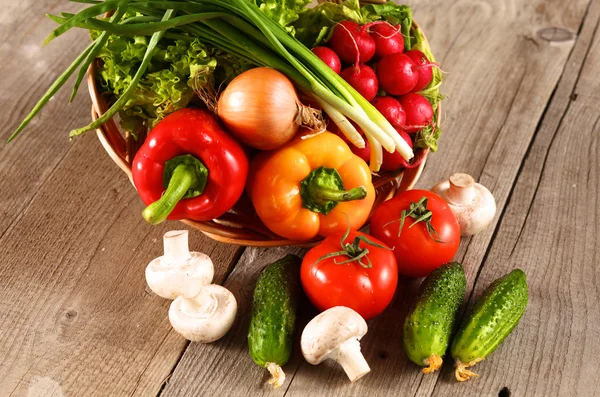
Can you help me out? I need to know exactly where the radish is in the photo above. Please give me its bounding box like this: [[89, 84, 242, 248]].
[[382, 129, 413, 171], [368, 23, 404, 59], [311, 46, 342, 74], [377, 53, 418, 95], [397, 93, 433, 133], [340, 64, 379, 101], [330, 122, 371, 163], [328, 20, 376, 64], [371, 96, 406, 130], [405, 50, 434, 92]]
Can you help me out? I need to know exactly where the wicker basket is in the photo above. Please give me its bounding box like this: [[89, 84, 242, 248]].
[[87, 1, 438, 247]]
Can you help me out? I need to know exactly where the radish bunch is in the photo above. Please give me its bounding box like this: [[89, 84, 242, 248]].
[[311, 20, 437, 171]]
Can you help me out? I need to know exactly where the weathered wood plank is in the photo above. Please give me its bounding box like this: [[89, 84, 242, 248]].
[[0, 1, 89, 242], [161, 0, 594, 396], [0, 2, 243, 396], [429, 1, 600, 395]]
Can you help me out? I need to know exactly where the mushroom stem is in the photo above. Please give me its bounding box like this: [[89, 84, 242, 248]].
[[179, 287, 219, 319], [163, 230, 192, 265], [447, 173, 476, 204], [335, 338, 371, 382]]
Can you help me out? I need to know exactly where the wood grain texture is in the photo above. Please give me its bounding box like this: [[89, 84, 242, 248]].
[[0, 1, 88, 242], [161, 0, 595, 396], [0, 2, 243, 396], [0, 129, 242, 396]]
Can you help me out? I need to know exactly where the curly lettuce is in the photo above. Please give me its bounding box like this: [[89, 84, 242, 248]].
[[253, 0, 312, 35], [94, 33, 216, 132]]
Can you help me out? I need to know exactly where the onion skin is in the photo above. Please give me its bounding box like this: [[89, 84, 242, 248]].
[[217, 67, 301, 151]]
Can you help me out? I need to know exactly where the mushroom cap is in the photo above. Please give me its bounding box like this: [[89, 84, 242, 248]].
[[431, 175, 497, 236], [169, 284, 237, 343], [146, 252, 214, 300], [301, 306, 368, 365], [457, 184, 496, 235]]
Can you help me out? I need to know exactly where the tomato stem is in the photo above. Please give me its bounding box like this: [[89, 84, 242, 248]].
[[315, 214, 391, 268], [384, 196, 444, 242]]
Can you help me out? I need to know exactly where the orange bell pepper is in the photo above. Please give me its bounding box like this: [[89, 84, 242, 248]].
[[248, 132, 376, 241]]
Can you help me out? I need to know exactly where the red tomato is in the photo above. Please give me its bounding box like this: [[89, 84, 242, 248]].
[[301, 231, 398, 319], [370, 190, 460, 278]]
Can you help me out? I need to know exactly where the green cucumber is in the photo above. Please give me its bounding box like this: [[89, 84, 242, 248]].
[[248, 254, 301, 389], [451, 269, 528, 381], [403, 262, 466, 373]]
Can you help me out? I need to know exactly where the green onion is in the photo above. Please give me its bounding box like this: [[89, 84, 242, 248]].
[[10, 0, 415, 167], [70, 6, 127, 102]]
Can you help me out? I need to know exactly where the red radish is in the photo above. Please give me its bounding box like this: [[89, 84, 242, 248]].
[[368, 23, 404, 58], [382, 129, 413, 171], [328, 20, 376, 64], [340, 64, 379, 101], [329, 122, 371, 163], [311, 46, 342, 74], [397, 93, 434, 133], [377, 53, 418, 95], [405, 50, 433, 92], [371, 96, 406, 129]]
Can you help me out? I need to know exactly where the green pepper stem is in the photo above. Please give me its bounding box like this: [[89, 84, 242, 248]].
[[142, 164, 198, 225], [312, 186, 367, 202]]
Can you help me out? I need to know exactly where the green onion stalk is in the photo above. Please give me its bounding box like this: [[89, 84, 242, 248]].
[[8, 0, 414, 170]]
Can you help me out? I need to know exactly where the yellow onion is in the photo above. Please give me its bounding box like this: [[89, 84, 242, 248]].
[[217, 67, 324, 150]]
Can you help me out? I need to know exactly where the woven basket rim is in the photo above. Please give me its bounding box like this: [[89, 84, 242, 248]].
[[87, 11, 439, 247]]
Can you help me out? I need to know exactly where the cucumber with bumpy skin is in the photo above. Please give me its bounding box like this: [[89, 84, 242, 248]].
[[403, 262, 466, 373], [451, 269, 528, 381], [248, 254, 301, 389]]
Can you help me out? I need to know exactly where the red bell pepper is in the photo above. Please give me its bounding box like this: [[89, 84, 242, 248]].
[[132, 108, 248, 224]]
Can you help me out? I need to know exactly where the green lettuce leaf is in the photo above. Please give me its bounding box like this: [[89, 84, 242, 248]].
[[254, 0, 312, 35], [94, 34, 217, 132]]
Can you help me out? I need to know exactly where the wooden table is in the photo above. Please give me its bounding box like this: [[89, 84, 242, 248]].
[[1, 0, 599, 396]]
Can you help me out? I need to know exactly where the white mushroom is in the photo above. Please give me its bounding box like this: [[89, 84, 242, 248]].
[[145, 230, 214, 300], [431, 173, 497, 236], [145, 230, 237, 343], [301, 306, 370, 382], [169, 282, 237, 343]]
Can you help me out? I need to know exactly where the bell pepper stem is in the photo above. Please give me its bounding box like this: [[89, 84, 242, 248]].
[[300, 166, 367, 215], [142, 164, 199, 225], [312, 186, 367, 202]]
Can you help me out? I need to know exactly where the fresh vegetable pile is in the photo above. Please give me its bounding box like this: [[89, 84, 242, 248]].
[[8, 0, 446, 242], [7, 0, 531, 388], [142, 171, 524, 388], [147, 201, 527, 388]]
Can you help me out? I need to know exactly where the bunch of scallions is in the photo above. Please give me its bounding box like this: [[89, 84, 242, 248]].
[[8, 0, 414, 170]]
